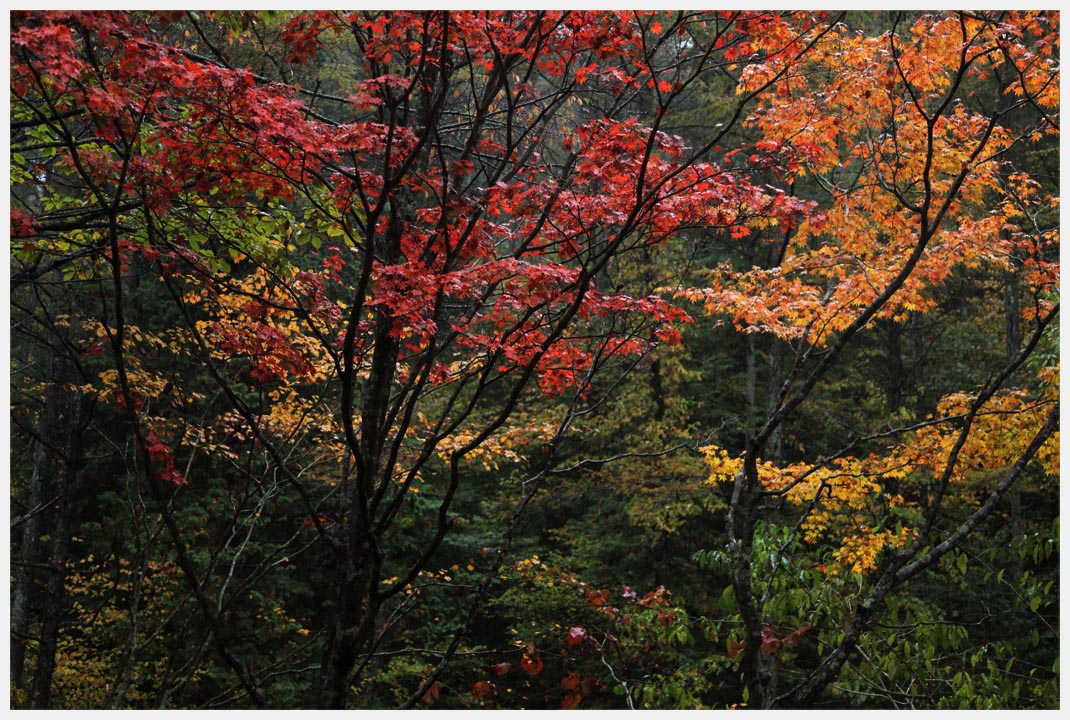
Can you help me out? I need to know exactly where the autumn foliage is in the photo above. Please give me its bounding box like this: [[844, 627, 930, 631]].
[[10, 9, 1058, 710]]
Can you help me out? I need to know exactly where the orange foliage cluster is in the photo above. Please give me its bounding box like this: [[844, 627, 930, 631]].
[[677, 12, 1058, 346]]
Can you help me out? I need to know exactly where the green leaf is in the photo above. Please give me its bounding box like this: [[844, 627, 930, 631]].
[[719, 585, 736, 612]]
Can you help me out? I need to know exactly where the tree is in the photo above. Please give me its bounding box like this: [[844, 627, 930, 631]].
[[11, 10, 836, 708], [676, 10, 1058, 707]]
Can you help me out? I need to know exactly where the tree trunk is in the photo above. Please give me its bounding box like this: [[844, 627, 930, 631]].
[[764, 338, 786, 464], [882, 318, 906, 412], [727, 448, 779, 708], [318, 562, 381, 708], [29, 503, 72, 708], [29, 392, 87, 708], [744, 334, 758, 437], [1004, 256, 1024, 579], [10, 384, 60, 701], [318, 190, 409, 708]]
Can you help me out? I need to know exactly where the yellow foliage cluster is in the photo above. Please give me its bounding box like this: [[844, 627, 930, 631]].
[[261, 386, 345, 465], [702, 387, 1057, 575], [188, 265, 337, 385], [829, 526, 913, 576], [895, 390, 1059, 485], [79, 320, 201, 410], [256, 603, 310, 638], [52, 557, 185, 707], [429, 416, 556, 472], [703, 445, 905, 549], [499, 554, 578, 590], [433, 427, 520, 471]]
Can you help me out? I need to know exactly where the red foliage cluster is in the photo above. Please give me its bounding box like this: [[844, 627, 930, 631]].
[[140, 432, 187, 486], [11, 10, 823, 404]]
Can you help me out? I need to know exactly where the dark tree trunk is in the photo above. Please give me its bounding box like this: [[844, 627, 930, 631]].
[[882, 318, 906, 412], [744, 334, 758, 435], [1004, 255, 1024, 579], [764, 338, 786, 464], [29, 392, 87, 709], [10, 384, 60, 701], [318, 189, 409, 709], [318, 558, 381, 708]]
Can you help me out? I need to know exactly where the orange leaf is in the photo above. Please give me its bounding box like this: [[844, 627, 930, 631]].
[[520, 653, 544, 677], [586, 588, 609, 607], [421, 681, 440, 705]]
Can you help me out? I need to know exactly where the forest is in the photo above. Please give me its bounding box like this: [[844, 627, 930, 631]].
[[8, 10, 1060, 710]]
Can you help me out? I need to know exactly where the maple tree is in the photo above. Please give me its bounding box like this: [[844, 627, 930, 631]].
[[10, 9, 827, 708], [9, 9, 1058, 710], [674, 10, 1059, 708]]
